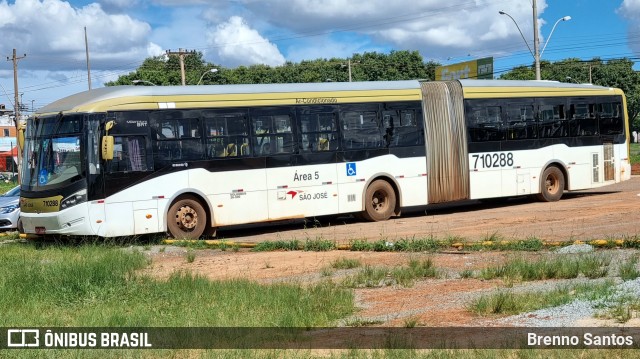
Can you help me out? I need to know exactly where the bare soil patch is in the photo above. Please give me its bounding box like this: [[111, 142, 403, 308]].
[[143, 177, 640, 327]]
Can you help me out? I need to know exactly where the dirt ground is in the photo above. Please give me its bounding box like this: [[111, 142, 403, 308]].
[[143, 176, 640, 327]]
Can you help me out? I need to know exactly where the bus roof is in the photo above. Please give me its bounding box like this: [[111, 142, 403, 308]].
[[36, 79, 619, 115]]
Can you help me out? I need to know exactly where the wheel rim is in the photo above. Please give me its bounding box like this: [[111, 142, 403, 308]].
[[371, 190, 389, 212], [175, 205, 198, 230], [545, 174, 559, 194]]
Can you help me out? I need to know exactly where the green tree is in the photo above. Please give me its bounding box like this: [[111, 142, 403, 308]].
[[106, 50, 440, 87]]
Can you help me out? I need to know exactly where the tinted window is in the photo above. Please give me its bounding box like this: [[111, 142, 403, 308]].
[[110, 136, 149, 172], [299, 112, 338, 152], [204, 110, 250, 158], [341, 107, 382, 149], [466, 100, 504, 142], [150, 110, 204, 166], [598, 100, 624, 135], [251, 110, 294, 155]]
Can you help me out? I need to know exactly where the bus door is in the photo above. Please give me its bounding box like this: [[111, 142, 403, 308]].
[[502, 99, 536, 196], [603, 141, 615, 182], [597, 96, 625, 182], [104, 111, 158, 236]]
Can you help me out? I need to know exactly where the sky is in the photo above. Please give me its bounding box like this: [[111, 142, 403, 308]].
[[1, 0, 640, 112]]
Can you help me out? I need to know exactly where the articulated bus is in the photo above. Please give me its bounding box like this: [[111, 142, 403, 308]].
[[19, 80, 631, 238]]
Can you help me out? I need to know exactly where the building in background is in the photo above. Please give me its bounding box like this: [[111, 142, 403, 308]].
[[0, 104, 19, 174]]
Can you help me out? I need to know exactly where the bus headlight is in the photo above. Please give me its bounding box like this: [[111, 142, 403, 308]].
[[61, 192, 87, 210]]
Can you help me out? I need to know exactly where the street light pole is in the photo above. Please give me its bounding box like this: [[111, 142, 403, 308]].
[[500, 3, 570, 81], [132, 80, 157, 86], [197, 68, 218, 85], [532, 0, 541, 80], [540, 16, 572, 57], [498, 11, 534, 57]]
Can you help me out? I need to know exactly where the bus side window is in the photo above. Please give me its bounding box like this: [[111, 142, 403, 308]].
[[387, 107, 423, 147], [465, 101, 503, 142], [570, 101, 598, 136], [204, 111, 250, 158], [341, 110, 381, 149], [506, 104, 535, 140], [598, 100, 624, 135], [110, 136, 148, 172], [251, 112, 294, 155], [299, 111, 338, 152]]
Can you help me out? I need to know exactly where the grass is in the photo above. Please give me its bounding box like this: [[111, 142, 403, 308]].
[[0, 181, 16, 194], [331, 257, 362, 269], [341, 258, 438, 288], [478, 253, 611, 282], [597, 293, 640, 323], [0, 241, 354, 328], [618, 255, 640, 281], [252, 240, 300, 252], [469, 280, 617, 316], [630, 142, 640, 164]]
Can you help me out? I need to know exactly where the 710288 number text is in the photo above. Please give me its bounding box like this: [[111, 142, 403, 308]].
[[472, 153, 514, 169]]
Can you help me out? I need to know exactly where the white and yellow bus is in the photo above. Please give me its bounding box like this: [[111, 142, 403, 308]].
[[19, 80, 632, 238]]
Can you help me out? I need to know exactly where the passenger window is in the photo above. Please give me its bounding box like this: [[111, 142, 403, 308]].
[[300, 112, 338, 152], [204, 112, 250, 158], [150, 111, 204, 165], [466, 103, 504, 142], [598, 101, 624, 136], [341, 110, 382, 149], [569, 102, 598, 136], [110, 136, 148, 172], [251, 113, 294, 155], [506, 105, 536, 140]]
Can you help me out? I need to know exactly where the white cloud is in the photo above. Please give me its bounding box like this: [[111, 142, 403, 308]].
[[0, 0, 153, 71], [207, 16, 285, 67], [235, 0, 548, 61], [98, 0, 140, 12], [619, 0, 640, 54]]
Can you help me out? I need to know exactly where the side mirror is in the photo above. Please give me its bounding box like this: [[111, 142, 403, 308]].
[[17, 121, 26, 151], [101, 136, 114, 160], [101, 120, 116, 160]]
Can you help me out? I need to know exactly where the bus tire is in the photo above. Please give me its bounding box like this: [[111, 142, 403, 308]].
[[536, 166, 564, 202], [167, 196, 207, 239], [361, 180, 396, 222]]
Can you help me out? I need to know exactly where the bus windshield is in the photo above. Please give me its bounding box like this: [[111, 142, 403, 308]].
[[22, 114, 84, 191]]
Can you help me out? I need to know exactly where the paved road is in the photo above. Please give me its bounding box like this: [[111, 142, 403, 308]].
[[216, 176, 640, 244]]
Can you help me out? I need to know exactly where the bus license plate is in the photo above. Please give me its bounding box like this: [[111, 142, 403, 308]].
[[35, 227, 46, 234]]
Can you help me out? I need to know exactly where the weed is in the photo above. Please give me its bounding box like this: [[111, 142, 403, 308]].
[[459, 269, 475, 279], [469, 281, 616, 316], [342, 258, 438, 288], [252, 240, 300, 252], [185, 250, 196, 263], [331, 257, 362, 269], [403, 316, 420, 328], [479, 253, 611, 282], [320, 267, 334, 277], [303, 238, 335, 251], [618, 255, 640, 281]]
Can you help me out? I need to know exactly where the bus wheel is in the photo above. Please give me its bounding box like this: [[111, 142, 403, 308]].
[[536, 166, 565, 202], [361, 180, 396, 221], [167, 197, 207, 239]]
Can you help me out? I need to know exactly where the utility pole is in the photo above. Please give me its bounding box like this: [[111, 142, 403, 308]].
[[6, 48, 26, 182], [166, 48, 194, 86], [532, 0, 541, 80]]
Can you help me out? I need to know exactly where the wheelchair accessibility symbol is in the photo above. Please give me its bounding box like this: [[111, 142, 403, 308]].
[[346, 163, 356, 177], [38, 169, 49, 185]]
